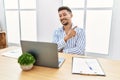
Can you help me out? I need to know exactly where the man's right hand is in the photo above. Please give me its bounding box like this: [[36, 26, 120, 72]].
[[64, 26, 77, 42]]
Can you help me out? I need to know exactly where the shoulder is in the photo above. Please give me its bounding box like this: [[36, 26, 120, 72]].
[[75, 27, 85, 38], [54, 27, 63, 34], [55, 27, 62, 31], [75, 27, 85, 33]]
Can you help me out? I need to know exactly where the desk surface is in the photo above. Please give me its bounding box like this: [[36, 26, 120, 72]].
[[0, 46, 120, 80]]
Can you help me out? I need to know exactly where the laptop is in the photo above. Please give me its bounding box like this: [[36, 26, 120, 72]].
[[20, 40, 65, 68]]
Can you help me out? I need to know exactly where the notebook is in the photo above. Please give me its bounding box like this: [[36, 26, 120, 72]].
[[72, 57, 105, 76], [1, 48, 22, 58], [20, 40, 65, 68]]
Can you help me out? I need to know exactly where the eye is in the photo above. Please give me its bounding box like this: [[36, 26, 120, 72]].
[[59, 14, 62, 17]]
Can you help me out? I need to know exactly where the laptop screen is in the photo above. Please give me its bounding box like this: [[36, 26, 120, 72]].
[[20, 40, 64, 68]]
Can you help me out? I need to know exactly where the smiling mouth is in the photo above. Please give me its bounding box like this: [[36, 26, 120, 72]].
[[61, 20, 66, 23], [61, 20, 68, 25], [61, 19, 67, 22]]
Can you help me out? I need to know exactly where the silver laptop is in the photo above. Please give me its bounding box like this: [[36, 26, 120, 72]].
[[20, 40, 65, 68]]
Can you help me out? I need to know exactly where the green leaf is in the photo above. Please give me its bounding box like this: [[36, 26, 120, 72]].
[[18, 52, 35, 65]]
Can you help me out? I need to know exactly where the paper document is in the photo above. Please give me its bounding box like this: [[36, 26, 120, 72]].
[[72, 57, 105, 76], [1, 48, 22, 58]]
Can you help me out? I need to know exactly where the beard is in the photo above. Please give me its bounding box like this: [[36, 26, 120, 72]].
[[61, 19, 69, 26]]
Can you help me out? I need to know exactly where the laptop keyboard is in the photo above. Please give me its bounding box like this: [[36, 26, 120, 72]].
[[59, 61, 61, 63]]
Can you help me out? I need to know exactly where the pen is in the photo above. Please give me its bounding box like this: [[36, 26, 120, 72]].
[[85, 61, 93, 71], [85, 61, 98, 74]]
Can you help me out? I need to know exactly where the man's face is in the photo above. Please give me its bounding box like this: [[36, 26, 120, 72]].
[[58, 10, 72, 26]]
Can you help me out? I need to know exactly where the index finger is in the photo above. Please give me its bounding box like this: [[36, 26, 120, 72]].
[[72, 26, 77, 30]]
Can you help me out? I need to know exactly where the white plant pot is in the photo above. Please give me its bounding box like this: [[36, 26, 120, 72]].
[[20, 64, 33, 71]]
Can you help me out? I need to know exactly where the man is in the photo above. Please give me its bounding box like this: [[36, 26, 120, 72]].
[[53, 6, 85, 55]]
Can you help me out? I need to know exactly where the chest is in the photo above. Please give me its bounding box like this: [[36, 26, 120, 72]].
[[58, 31, 78, 42]]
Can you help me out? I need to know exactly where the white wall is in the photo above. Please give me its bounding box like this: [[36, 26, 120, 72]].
[[0, 0, 6, 31], [36, 0, 62, 42], [108, 0, 120, 60]]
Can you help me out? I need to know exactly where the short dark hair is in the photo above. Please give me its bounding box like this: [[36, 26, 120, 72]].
[[58, 6, 72, 13]]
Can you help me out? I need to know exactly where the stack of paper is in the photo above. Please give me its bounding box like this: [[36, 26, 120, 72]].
[[72, 57, 105, 76], [1, 48, 22, 58]]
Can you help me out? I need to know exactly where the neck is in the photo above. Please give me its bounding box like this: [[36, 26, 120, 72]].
[[63, 23, 72, 31]]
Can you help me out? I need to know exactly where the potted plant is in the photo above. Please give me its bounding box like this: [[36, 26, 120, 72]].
[[18, 52, 36, 70]]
